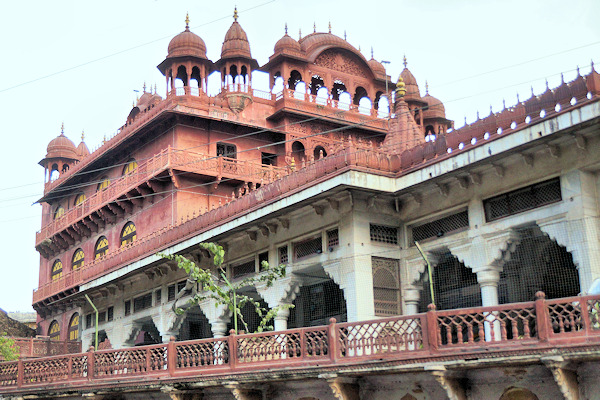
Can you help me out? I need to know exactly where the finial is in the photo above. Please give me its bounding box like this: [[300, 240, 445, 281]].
[[517, 93, 521, 103], [403, 54, 407, 68], [531, 86, 535, 96], [395, 77, 406, 97], [61, 122, 64, 135], [545, 79, 549, 90], [490, 105, 493, 115], [476, 110, 480, 120], [313, 22, 316, 33], [464, 116, 467, 126], [154, 84, 157, 94], [425, 80, 429, 95], [328, 21, 331, 33], [103, 134, 106, 144], [143, 82, 146, 93], [233, 6, 238, 22], [358, 45, 361, 52], [185, 12, 190, 30], [299, 28, 302, 40], [81, 130, 85, 141], [285, 23, 288, 35], [561, 72, 565, 84], [577, 65, 580, 76], [371, 47, 374, 59], [344, 30, 347, 40], [502, 98, 506, 109], [592, 59, 596, 72]]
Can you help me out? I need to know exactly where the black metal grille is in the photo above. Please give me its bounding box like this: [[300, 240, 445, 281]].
[[412, 210, 469, 243], [124, 300, 131, 316], [231, 259, 256, 278], [294, 237, 323, 260], [258, 251, 269, 270], [372, 257, 401, 316], [370, 224, 398, 244], [484, 178, 561, 222], [279, 246, 288, 264], [288, 280, 347, 328], [155, 290, 161, 305], [133, 293, 153, 313], [327, 228, 339, 248], [167, 285, 176, 301], [107, 307, 114, 322]]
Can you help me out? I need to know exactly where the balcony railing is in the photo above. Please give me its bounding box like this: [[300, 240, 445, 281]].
[[1, 337, 81, 361], [4, 293, 600, 393], [36, 148, 286, 246]]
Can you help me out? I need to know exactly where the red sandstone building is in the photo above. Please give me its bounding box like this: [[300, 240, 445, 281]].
[[1, 10, 600, 400]]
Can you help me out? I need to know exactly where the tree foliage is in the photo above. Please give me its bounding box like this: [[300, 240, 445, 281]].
[[158, 242, 292, 334], [0, 333, 19, 361]]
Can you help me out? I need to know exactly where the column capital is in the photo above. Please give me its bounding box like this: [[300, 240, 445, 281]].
[[449, 229, 520, 270], [255, 273, 301, 309], [474, 267, 501, 287]]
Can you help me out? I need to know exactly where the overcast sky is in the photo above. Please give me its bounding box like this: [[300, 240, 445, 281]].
[[0, 0, 597, 312]]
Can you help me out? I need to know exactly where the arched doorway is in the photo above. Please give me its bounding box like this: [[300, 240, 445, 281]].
[[313, 146, 327, 160], [291, 141, 306, 166]]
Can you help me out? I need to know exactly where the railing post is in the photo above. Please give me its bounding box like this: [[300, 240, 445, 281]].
[[580, 295, 592, 334], [29, 338, 33, 357], [535, 291, 551, 342], [167, 336, 176, 376], [67, 355, 73, 380], [17, 358, 23, 388], [327, 318, 338, 364], [228, 330, 238, 370], [86, 346, 95, 381], [426, 304, 439, 353]]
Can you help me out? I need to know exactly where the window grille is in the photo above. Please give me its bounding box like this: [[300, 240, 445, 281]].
[[372, 257, 401, 316], [231, 259, 255, 278], [68, 314, 79, 341], [261, 152, 277, 166], [217, 142, 237, 158], [51, 259, 63, 281], [327, 228, 339, 248], [48, 320, 60, 341], [258, 251, 269, 270], [107, 307, 114, 322], [133, 293, 153, 313], [85, 313, 93, 329], [177, 280, 187, 293], [294, 236, 323, 260], [124, 300, 131, 316], [167, 285, 176, 301], [98, 311, 106, 323], [484, 178, 561, 222], [411, 210, 469, 243], [288, 279, 347, 328], [155, 289, 162, 305], [370, 224, 398, 244], [279, 246, 288, 264], [71, 248, 85, 270]]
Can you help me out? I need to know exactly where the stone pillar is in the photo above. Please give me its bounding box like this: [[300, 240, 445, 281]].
[[210, 321, 228, 338], [273, 307, 290, 331], [255, 274, 300, 331], [476, 268, 502, 341], [404, 285, 421, 316], [198, 299, 231, 337]]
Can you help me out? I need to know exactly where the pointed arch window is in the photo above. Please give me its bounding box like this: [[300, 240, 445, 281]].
[[95, 236, 109, 259], [74, 193, 86, 206], [120, 222, 137, 247], [68, 313, 80, 341], [51, 260, 63, 280], [122, 159, 138, 175], [54, 206, 65, 220], [72, 248, 85, 270], [48, 320, 60, 341], [97, 177, 110, 192]]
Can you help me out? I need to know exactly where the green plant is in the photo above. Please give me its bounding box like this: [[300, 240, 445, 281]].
[[0, 333, 19, 361], [158, 242, 292, 334]]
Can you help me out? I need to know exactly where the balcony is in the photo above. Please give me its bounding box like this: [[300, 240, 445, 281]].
[[6, 293, 600, 394]]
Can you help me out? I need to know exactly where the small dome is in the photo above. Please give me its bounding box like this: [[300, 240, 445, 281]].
[[221, 20, 252, 59], [274, 34, 301, 54], [167, 23, 207, 59], [422, 94, 446, 119], [400, 67, 421, 101], [77, 141, 90, 158], [368, 58, 386, 76], [46, 133, 78, 160]]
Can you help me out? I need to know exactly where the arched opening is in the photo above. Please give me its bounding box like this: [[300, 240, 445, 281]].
[[190, 66, 201, 94], [178, 306, 212, 340], [50, 164, 60, 181], [69, 313, 80, 341], [358, 97, 372, 115], [316, 86, 329, 105], [61, 164, 70, 173], [417, 251, 482, 312], [240, 65, 248, 85], [288, 275, 347, 328], [71, 248, 85, 271], [122, 159, 137, 176], [338, 91, 351, 110], [294, 81, 307, 99], [272, 75, 284, 94], [54, 205, 65, 220], [229, 65, 238, 87], [134, 320, 161, 346], [97, 177, 110, 192], [227, 291, 270, 334], [48, 320, 60, 341], [313, 146, 327, 160], [310, 75, 325, 95], [499, 226, 580, 304], [377, 95, 390, 118], [74, 193, 86, 206], [175, 65, 188, 91], [120, 222, 137, 247], [291, 141, 306, 166], [95, 236, 109, 259], [353, 86, 368, 105], [331, 80, 347, 101], [425, 125, 436, 142], [374, 91, 383, 110], [51, 259, 63, 281], [499, 387, 540, 400], [288, 70, 303, 90]]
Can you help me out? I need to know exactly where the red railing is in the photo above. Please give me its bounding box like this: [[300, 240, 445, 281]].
[[1, 337, 81, 361], [6, 293, 600, 393]]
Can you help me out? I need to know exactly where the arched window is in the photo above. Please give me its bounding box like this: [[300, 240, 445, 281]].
[[122, 159, 138, 175], [97, 177, 110, 192], [120, 222, 137, 247], [95, 236, 109, 259], [68, 313, 79, 341], [74, 193, 86, 206], [51, 260, 63, 280], [48, 320, 60, 341], [72, 248, 85, 270], [54, 206, 65, 220]]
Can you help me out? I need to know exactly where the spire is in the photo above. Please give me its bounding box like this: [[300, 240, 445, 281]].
[[425, 80, 429, 95], [285, 23, 288, 35], [531, 86, 535, 97], [592, 59, 596, 73], [577, 65, 580, 76], [233, 6, 238, 22], [61, 122, 64, 135], [313, 22, 316, 33], [344, 30, 347, 40], [143, 82, 146, 93], [185, 12, 190, 31], [561, 72, 565, 84], [403, 54, 407, 68], [477, 110, 480, 120], [517, 93, 521, 103], [545, 79, 549, 90], [502, 98, 506, 109], [154, 84, 157, 94], [489, 105, 493, 115], [299, 28, 302, 40], [328, 21, 331, 33], [81, 130, 85, 141], [371, 47, 374, 59]]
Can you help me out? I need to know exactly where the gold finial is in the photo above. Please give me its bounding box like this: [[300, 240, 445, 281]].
[[403, 54, 407, 68], [313, 22, 316, 33], [154, 83, 157, 94], [103, 134, 106, 144], [395, 77, 406, 97], [285, 23, 288, 35], [299, 28, 302, 40], [358, 45, 361, 52], [61, 122, 64, 135], [185, 12, 190, 30], [328, 21, 331, 33], [425, 80, 429, 95], [233, 6, 238, 22], [81, 130, 85, 141], [371, 47, 374, 59]]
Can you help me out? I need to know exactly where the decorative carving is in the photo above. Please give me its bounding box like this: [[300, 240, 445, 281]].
[[542, 356, 580, 400], [430, 371, 467, 400], [327, 378, 360, 400], [315, 49, 368, 77]]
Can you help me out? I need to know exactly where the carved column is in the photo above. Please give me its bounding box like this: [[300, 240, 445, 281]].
[[255, 274, 301, 331], [403, 285, 421, 315], [326, 376, 360, 400], [197, 298, 231, 337], [426, 365, 467, 400], [542, 356, 580, 400]]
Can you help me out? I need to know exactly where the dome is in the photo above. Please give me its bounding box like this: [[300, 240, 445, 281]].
[[368, 58, 386, 76], [167, 19, 207, 59], [299, 32, 362, 61], [274, 33, 301, 54], [400, 67, 421, 101], [422, 94, 446, 119], [221, 19, 252, 59], [77, 140, 90, 158], [46, 132, 78, 160]]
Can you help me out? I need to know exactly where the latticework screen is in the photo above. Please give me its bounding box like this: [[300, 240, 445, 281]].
[[294, 236, 322, 260], [372, 257, 401, 316], [370, 224, 398, 244], [288, 279, 347, 328], [411, 210, 469, 243]]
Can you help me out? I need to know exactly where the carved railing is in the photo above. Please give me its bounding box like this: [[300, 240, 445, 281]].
[[3, 337, 81, 360], [5, 293, 600, 392]]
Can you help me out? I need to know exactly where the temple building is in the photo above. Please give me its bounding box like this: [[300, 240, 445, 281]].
[[2, 9, 600, 400]]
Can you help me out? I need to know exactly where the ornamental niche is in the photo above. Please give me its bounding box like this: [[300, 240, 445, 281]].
[[314, 49, 368, 77]]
